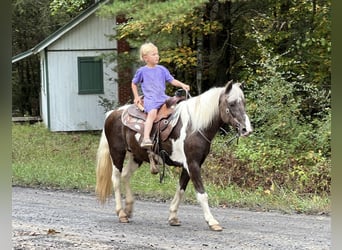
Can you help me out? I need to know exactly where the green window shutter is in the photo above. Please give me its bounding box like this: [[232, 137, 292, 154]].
[[78, 57, 104, 94]]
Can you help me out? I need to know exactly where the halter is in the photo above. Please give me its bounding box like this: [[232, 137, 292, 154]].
[[185, 89, 240, 145]]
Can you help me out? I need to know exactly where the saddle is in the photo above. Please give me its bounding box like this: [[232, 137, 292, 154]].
[[122, 95, 185, 142]]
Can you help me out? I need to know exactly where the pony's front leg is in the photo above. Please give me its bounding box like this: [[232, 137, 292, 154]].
[[121, 153, 140, 218], [190, 164, 223, 231], [169, 168, 189, 226], [112, 166, 128, 223], [196, 192, 222, 231]]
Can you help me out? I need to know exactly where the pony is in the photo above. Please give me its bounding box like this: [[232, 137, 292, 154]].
[[95, 80, 252, 231]]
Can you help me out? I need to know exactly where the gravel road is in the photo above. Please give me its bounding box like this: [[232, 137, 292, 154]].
[[12, 186, 330, 249]]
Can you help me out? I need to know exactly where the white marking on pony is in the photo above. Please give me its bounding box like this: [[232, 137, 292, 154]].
[[121, 152, 139, 212], [170, 110, 191, 172], [134, 133, 141, 142], [168, 186, 185, 222], [112, 165, 123, 215], [244, 114, 253, 134], [196, 192, 220, 226]]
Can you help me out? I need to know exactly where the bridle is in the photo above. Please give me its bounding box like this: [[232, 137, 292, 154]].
[[184, 89, 240, 145]]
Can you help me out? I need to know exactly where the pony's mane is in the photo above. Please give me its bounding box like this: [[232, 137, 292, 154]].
[[175, 87, 223, 132], [175, 84, 244, 132]]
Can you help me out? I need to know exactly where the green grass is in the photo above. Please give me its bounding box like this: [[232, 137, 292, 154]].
[[12, 123, 330, 215]]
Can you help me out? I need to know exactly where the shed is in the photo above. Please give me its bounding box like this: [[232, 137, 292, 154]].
[[12, 0, 131, 131]]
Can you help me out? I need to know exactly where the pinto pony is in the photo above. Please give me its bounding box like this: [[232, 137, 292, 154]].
[[96, 80, 252, 231]]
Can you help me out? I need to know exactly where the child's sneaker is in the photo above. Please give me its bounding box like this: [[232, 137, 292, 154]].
[[141, 138, 153, 148]]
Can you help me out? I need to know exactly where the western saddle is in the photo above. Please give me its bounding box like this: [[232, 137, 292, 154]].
[[122, 95, 185, 144]]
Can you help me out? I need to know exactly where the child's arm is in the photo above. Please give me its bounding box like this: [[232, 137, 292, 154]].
[[131, 82, 144, 111], [170, 79, 190, 91]]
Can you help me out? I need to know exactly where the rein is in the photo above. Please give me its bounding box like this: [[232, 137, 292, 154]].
[[220, 127, 240, 145]]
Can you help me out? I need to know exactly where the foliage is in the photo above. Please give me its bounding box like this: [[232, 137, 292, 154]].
[[50, 0, 91, 16], [12, 0, 51, 116], [12, 0, 94, 116], [202, 36, 331, 195], [97, 96, 118, 113], [98, 0, 225, 91], [239, 0, 331, 119]]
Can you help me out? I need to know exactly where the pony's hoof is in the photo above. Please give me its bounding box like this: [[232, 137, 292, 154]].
[[150, 163, 159, 175], [124, 209, 133, 218], [119, 216, 129, 223], [209, 224, 223, 231], [118, 210, 129, 223], [169, 218, 181, 226]]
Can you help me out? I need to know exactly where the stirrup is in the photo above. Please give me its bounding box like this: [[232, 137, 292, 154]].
[[141, 138, 153, 148]]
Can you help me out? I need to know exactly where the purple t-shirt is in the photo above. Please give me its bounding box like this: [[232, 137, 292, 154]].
[[132, 65, 174, 112]]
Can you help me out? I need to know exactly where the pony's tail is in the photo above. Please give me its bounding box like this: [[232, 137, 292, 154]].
[[95, 129, 113, 204]]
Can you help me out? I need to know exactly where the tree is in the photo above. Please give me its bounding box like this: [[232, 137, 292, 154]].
[[12, 0, 94, 116], [240, 0, 331, 119], [12, 0, 51, 116], [98, 0, 226, 93]]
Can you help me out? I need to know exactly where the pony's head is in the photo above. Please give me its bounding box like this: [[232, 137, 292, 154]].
[[219, 80, 252, 137]]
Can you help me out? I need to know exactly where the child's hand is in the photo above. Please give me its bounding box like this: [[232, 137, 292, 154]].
[[134, 97, 144, 111], [182, 84, 190, 92]]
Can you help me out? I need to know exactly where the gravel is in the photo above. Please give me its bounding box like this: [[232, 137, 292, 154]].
[[12, 186, 331, 249]]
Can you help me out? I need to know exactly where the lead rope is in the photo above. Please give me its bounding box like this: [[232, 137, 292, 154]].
[[219, 127, 240, 145]]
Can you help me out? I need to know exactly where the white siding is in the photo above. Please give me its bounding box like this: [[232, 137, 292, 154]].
[[47, 50, 117, 131], [49, 14, 116, 51], [38, 13, 119, 132]]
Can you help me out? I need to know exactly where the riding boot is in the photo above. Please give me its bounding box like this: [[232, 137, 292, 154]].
[[148, 151, 159, 175]]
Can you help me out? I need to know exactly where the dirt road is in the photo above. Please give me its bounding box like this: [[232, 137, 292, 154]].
[[12, 186, 330, 249]]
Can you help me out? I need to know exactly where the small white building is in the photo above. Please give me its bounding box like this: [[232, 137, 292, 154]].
[[12, 0, 129, 131]]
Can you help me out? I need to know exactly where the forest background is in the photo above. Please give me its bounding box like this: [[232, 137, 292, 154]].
[[12, 0, 331, 205]]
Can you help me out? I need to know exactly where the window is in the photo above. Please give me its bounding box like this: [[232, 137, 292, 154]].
[[78, 57, 104, 94]]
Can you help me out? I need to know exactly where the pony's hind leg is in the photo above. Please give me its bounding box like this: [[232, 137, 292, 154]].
[[121, 152, 140, 218], [168, 168, 190, 226], [112, 166, 129, 223]]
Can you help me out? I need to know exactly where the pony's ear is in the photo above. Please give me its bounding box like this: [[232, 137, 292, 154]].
[[237, 81, 245, 89], [225, 80, 234, 93]]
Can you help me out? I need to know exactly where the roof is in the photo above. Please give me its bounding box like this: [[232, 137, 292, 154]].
[[12, 0, 108, 63]]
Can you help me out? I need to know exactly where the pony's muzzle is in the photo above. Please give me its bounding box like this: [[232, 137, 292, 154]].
[[237, 116, 253, 137], [240, 114, 253, 137], [240, 127, 252, 137]]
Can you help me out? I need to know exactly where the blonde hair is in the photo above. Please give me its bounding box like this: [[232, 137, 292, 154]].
[[139, 42, 158, 61]]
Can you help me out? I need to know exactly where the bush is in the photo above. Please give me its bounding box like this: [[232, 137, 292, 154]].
[[202, 46, 331, 195]]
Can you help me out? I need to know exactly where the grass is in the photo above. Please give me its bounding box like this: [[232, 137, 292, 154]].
[[12, 123, 331, 215]]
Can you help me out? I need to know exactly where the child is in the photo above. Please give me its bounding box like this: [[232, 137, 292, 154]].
[[131, 42, 190, 148]]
